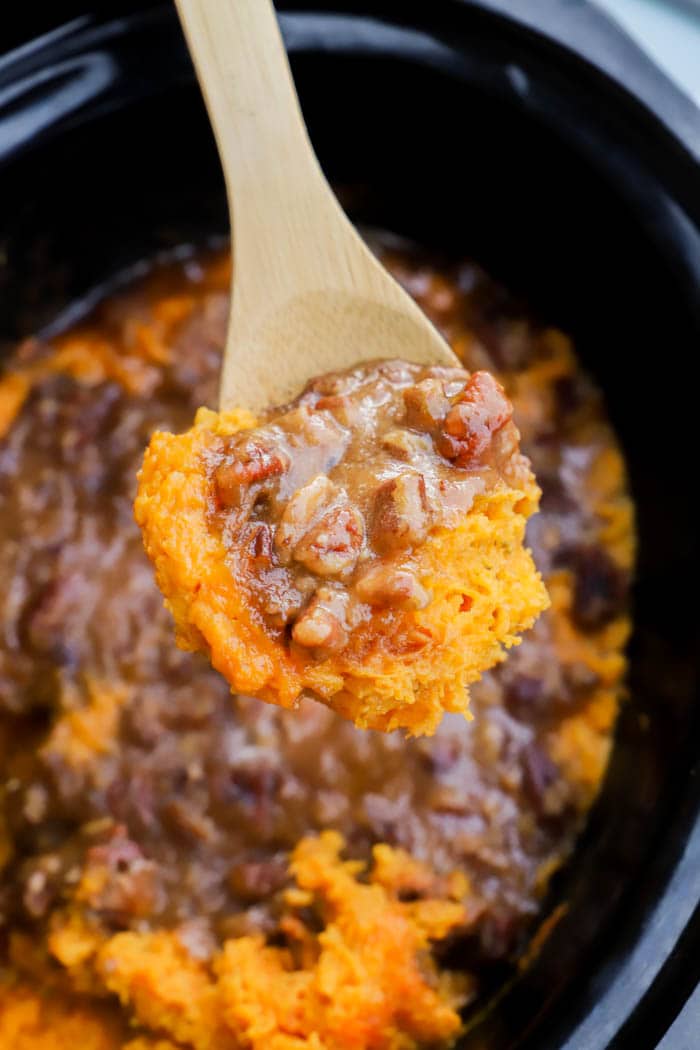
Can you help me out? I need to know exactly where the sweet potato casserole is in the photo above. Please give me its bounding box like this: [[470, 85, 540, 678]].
[[136, 358, 547, 735], [0, 234, 634, 1048]]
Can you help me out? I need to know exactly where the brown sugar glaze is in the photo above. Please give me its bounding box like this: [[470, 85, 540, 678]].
[[0, 233, 634, 1029], [135, 355, 547, 736], [210, 360, 526, 653]]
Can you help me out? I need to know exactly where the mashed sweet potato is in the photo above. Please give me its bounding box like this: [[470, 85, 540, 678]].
[[2, 834, 470, 1050], [0, 982, 125, 1050], [136, 363, 548, 735]]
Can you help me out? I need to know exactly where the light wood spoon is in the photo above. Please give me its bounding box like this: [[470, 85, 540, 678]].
[[174, 0, 458, 415]]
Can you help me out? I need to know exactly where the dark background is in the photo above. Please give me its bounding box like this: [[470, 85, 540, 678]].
[[3, 5, 157, 51]]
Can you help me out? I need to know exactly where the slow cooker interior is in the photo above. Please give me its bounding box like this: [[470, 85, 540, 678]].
[[1, 9, 698, 1048]]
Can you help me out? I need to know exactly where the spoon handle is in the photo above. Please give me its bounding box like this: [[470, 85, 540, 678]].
[[174, 0, 456, 411], [174, 0, 319, 198], [174, 0, 358, 397]]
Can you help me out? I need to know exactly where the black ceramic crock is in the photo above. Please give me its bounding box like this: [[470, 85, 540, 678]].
[[1, 2, 699, 1047]]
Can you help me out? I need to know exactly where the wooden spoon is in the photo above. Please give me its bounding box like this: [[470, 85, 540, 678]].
[[174, 0, 458, 414]]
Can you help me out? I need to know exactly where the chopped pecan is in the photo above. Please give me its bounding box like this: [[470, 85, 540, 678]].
[[403, 378, 450, 430], [292, 587, 349, 650], [215, 439, 289, 507], [314, 394, 360, 427], [371, 473, 430, 552], [279, 403, 348, 453], [240, 521, 274, 562], [381, 428, 433, 459], [81, 826, 164, 920], [228, 858, 288, 902], [163, 799, 219, 843], [275, 476, 339, 563], [355, 564, 429, 609], [277, 477, 365, 577], [303, 369, 360, 397], [438, 477, 485, 518], [257, 568, 309, 626], [85, 829, 143, 871], [293, 504, 365, 576], [436, 371, 512, 467]]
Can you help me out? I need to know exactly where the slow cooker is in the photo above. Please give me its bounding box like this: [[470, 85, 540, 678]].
[[1, 2, 698, 1046]]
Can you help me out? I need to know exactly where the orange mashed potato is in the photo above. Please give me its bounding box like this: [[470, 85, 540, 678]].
[[136, 387, 548, 737], [2, 834, 469, 1050]]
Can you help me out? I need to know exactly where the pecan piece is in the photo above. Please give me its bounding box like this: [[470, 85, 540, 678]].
[[292, 587, 349, 651], [275, 475, 338, 563], [215, 439, 289, 507], [314, 394, 360, 427], [355, 564, 429, 609], [80, 826, 164, 920], [438, 477, 485, 520], [382, 428, 433, 459], [436, 371, 512, 467], [276, 476, 364, 576], [293, 503, 365, 577], [403, 378, 450, 430], [371, 473, 430, 552], [228, 858, 288, 902], [239, 521, 274, 562]]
